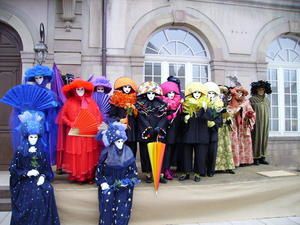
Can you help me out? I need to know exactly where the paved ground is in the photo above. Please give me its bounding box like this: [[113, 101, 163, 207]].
[[0, 165, 299, 225]]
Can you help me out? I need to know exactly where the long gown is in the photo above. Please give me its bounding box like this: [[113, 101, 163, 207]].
[[95, 144, 138, 225], [249, 95, 270, 159], [9, 145, 60, 225]]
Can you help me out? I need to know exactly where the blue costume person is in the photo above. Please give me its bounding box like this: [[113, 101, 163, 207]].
[[24, 65, 59, 165], [9, 110, 60, 225], [95, 122, 140, 225]]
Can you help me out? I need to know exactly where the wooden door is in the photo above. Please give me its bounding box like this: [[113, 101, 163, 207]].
[[0, 22, 23, 170]]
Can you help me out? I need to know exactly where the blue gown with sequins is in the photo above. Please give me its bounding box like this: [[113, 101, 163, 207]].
[[95, 144, 138, 225], [9, 146, 60, 225]]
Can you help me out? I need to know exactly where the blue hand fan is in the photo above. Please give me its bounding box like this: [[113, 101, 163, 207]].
[[93, 92, 111, 118], [0, 84, 58, 110]]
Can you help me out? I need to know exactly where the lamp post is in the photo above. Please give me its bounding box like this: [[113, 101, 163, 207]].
[[34, 23, 48, 65]]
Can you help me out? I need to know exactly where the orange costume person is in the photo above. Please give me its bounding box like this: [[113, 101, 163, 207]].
[[228, 86, 255, 167], [56, 79, 102, 182]]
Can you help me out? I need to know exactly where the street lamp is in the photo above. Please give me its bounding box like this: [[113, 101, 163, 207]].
[[34, 23, 48, 65]]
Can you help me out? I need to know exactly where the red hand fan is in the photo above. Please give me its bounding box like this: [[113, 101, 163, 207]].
[[72, 109, 100, 135]]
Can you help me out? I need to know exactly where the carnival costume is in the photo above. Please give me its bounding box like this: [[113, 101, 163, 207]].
[[57, 79, 102, 182], [204, 82, 223, 177], [135, 81, 168, 183], [228, 86, 255, 166], [24, 65, 59, 165], [1, 84, 61, 225], [110, 77, 138, 156], [215, 86, 235, 173], [179, 82, 212, 182], [95, 122, 139, 225], [249, 80, 272, 165], [160, 80, 182, 180], [89, 75, 112, 122]]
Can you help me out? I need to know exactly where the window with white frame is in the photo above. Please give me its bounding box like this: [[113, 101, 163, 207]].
[[144, 28, 210, 90], [267, 36, 300, 135]]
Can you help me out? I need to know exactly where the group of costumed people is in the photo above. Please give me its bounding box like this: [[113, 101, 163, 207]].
[[0, 63, 272, 225]]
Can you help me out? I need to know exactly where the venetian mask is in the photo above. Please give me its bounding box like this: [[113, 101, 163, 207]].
[[192, 91, 201, 99], [114, 139, 124, 150], [167, 91, 175, 100], [34, 76, 44, 85], [147, 92, 155, 101], [122, 85, 132, 94], [96, 86, 105, 93], [76, 87, 85, 97], [208, 91, 217, 102], [28, 134, 38, 145]]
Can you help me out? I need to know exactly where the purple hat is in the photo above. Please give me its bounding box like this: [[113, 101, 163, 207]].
[[88, 75, 112, 94]]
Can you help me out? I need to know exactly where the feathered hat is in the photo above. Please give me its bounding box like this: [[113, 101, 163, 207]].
[[204, 82, 220, 95], [25, 65, 53, 82], [114, 77, 137, 92], [88, 75, 112, 94], [62, 79, 94, 98], [250, 80, 272, 95], [185, 82, 208, 97], [18, 110, 45, 136], [137, 81, 162, 96], [97, 122, 127, 147], [230, 86, 249, 97], [160, 81, 180, 96]]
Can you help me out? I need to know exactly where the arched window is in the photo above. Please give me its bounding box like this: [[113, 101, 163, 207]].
[[267, 36, 300, 134], [144, 28, 210, 90]]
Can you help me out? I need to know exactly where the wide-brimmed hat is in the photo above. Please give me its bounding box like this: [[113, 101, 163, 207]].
[[137, 81, 162, 96], [160, 81, 180, 95], [250, 80, 272, 95], [114, 77, 137, 92], [98, 122, 127, 147], [185, 82, 207, 97], [88, 75, 112, 93], [204, 82, 220, 95], [25, 65, 53, 82], [62, 79, 94, 98]]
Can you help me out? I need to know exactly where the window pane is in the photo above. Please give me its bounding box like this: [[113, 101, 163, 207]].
[[292, 107, 297, 119], [290, 70, 296, 82], [169, 64, 175, 76], [165, 29, 187, 41], [285, 95, 290, 106], [291, 83, 297, 93], [272, 107, 278, 118], [285, 108, 290, 118], [285, 120, 291, 131], [279, 37, 296, 50], [201, 66, 208, 79], [177, 42, 190, 55], [144, 76, 152, 82], [193, 65, 200, 78], [284, 82, 290, 93], [292, 120, 298, 131], [145, 63, 152, 75], [153, 63, 161, 75], [154, 77, 161, 84], [272, 94, 278, 105], [178, 65, 185, 77], [185, 33, 205, 56], [272, 119, 279, 131], [292, 95, 297, 105], [165, 42, 176, 55]]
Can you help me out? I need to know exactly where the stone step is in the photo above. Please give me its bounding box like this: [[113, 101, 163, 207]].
[[0, 198, 11, 211]]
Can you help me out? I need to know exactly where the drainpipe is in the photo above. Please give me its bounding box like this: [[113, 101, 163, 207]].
[[102, 0, 107, 77]]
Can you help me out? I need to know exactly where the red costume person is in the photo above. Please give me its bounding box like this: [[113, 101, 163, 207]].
[[57, 79, 102, 182], [228, 86, 255, 167]]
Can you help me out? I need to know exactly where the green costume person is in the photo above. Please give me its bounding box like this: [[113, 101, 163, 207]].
[[249, 80, 272, 165]]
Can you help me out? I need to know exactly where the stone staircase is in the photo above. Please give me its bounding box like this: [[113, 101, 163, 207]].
[[0, 186, 10, 211]]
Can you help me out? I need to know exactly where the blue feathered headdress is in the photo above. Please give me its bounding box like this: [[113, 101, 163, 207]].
[[25, 65, 53, 82], [96, 122, 127, 147], [18, 110, 45, 136]]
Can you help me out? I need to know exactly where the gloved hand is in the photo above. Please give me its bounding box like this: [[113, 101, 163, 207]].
[[101, 182, 109, 191], [37, 175, 45, 186], [184, 115, 190, 123], [202, 101, 207, 111], [28, 146, 37, 153], [207, 121, 215, 128], [27, 169, 39, 177]]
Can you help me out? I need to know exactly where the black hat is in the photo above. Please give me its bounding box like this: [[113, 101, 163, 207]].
[[250, 80, 272, 95]]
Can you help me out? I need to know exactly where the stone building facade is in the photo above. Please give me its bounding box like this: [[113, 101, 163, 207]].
[[0, 0, 300, 169]]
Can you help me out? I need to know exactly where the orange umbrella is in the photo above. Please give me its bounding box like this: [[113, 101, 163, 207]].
[[147, 141, 166, 194]]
